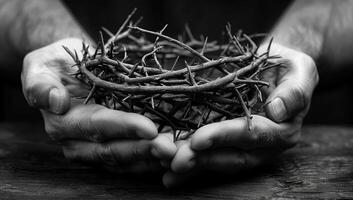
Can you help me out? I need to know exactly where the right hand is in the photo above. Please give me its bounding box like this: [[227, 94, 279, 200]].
[[162, 43, 319, 187], [21, 38, 177, 173]]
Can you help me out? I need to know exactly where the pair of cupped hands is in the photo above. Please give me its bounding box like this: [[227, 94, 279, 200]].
[[21, 38, 318, 188]]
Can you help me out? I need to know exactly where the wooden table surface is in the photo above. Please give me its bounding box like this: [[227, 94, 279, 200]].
[[0, 123, 352, 199]]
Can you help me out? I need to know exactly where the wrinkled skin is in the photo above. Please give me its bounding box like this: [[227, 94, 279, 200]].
[[162, 43, 319, 187], [21, 38, 177, 174]]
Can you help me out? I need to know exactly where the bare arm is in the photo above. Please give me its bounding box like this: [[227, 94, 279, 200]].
[[0, 0, 89, 66], [267, 0, 353, 68]]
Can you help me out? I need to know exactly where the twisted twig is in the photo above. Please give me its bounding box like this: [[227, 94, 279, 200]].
[[64, 9, 278, 140]]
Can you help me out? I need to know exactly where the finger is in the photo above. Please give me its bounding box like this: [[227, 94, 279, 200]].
[[265, 45, 319, 122], [157, 135, 188, 169], [151, 133, 177, 160], [164, 149, 276, 187], [191, 115, 300, 151], [63, 140, 163, 173], [21, 58, 70, 114], [170, 141, 196, 173], [42, 104, 158, 141], [21, 38, 94, 114], [62, 139, 155, 164], [171, 137, 271, 174], [266, 81, 310, 122]]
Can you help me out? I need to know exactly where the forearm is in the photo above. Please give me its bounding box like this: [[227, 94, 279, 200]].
[[266, 0, 353, 66], [0, 0, 89, 64], [264, 0, 333, 60]]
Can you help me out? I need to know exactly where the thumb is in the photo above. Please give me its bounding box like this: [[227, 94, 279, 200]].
[[265, 82, 306, 122], [22, 59, 70, 114], [22, 73, 70, 114], [261, 43, 318, 122]]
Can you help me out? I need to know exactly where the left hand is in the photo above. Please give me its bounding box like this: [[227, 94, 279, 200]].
[[162, 43, 319, 188], [21, 38, 177, 174]]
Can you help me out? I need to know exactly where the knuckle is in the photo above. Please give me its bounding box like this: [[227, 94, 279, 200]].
[[87, 112, 105, 142], [22, 78, 38, 107], [301, 53, 316, 70], [21, 76, 46, 108], [23, 52, 36, 68], [44, 122, 62, 141], [294, 86, 308, 111], [286, 85, 308, 115], [304, 55, 319, 86], [299, 53, 319, 89], [22, 52, 38, 84]]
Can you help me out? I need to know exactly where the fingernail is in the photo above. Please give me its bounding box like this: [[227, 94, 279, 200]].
[[49, 88, 62, 114], [267, 98, 287, 122]]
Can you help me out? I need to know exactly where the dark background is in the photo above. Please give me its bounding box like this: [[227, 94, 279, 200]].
[[1, 0, 352, 125]]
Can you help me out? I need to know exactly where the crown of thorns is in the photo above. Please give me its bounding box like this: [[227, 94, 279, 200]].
[[64, 9, 279, 141]]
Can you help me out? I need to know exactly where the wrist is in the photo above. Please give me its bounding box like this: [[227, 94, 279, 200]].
[[6, 0, 91, 57]]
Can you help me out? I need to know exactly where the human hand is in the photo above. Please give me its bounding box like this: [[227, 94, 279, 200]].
[[21, 38, 177, 173], [163, 43, 319, 187]]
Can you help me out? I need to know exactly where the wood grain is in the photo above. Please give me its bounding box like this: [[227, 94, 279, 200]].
[[0, 123, 352, 199]]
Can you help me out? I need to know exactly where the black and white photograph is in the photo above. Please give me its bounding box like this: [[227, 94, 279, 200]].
[[0, 0, 352, 199]]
